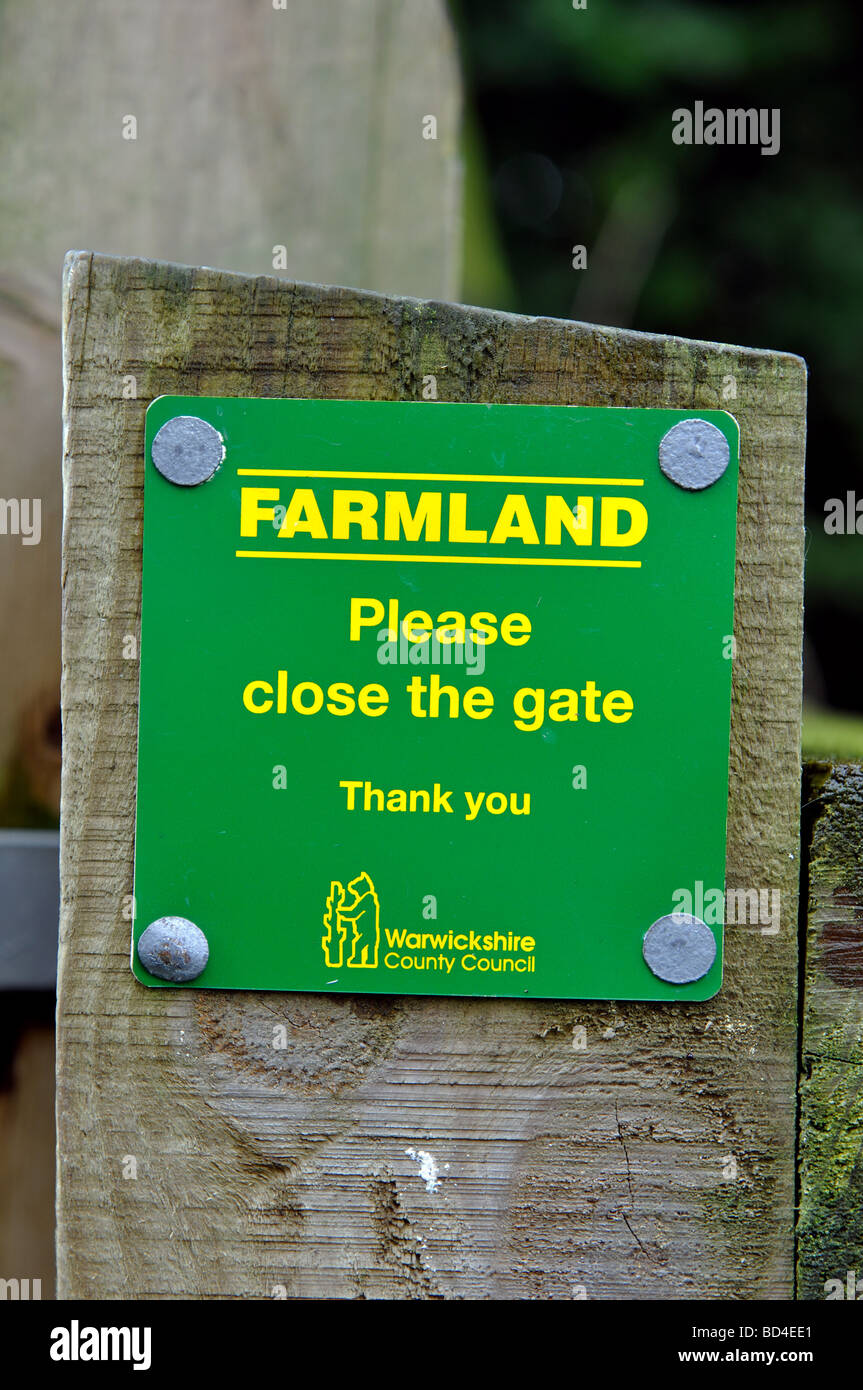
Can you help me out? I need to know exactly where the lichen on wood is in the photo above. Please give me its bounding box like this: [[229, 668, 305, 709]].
[[797, 762, 863, 1300]]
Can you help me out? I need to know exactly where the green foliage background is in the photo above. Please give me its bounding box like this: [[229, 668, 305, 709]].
[[452, 0, 863, 754]]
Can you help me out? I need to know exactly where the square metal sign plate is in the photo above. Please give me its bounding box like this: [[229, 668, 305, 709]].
[[133, 398, 738, 1000]]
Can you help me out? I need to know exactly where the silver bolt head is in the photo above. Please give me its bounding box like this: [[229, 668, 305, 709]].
[[659, 418, 729, 491], [643, 913, 717, 984], [151, 415, 223, 486], [137, 915, 209, 983]]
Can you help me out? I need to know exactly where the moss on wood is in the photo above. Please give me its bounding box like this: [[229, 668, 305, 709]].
[[797, 762, 863, 1299]]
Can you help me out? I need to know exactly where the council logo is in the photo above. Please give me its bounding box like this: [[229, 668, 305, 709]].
[[322, 871, 380, 968]]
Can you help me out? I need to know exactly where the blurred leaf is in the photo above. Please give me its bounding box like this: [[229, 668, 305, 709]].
[[803, 705, 863, 761]]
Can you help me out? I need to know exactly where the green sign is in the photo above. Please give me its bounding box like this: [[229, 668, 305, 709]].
[[133, 398, 738, 1001]]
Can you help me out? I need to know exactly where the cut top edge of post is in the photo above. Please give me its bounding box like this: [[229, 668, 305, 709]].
[[60, 249, 808, 376]]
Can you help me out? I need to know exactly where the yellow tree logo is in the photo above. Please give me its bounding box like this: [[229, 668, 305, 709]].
[[322, 871, 380, 968]]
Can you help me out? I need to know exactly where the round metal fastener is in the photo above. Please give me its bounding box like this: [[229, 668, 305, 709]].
[[642, 913, 717, 985], [658, 418, 729, 491], [137, 916, 209, 983], [151, 416, 223, 486]]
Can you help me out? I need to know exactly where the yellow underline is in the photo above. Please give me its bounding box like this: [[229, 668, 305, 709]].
[[236, 469, 644, 486], [235, 550, 641, 568]]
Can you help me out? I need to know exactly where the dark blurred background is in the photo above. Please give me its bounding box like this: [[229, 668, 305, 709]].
[[452, 0, 863, 754]]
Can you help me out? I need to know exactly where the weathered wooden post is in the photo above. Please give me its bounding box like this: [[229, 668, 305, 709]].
[[797, 762, 863, 1300], [58, 251, 805, 1298]]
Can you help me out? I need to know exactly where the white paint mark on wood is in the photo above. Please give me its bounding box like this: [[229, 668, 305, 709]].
[[405, 1147, 444, 1193]]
